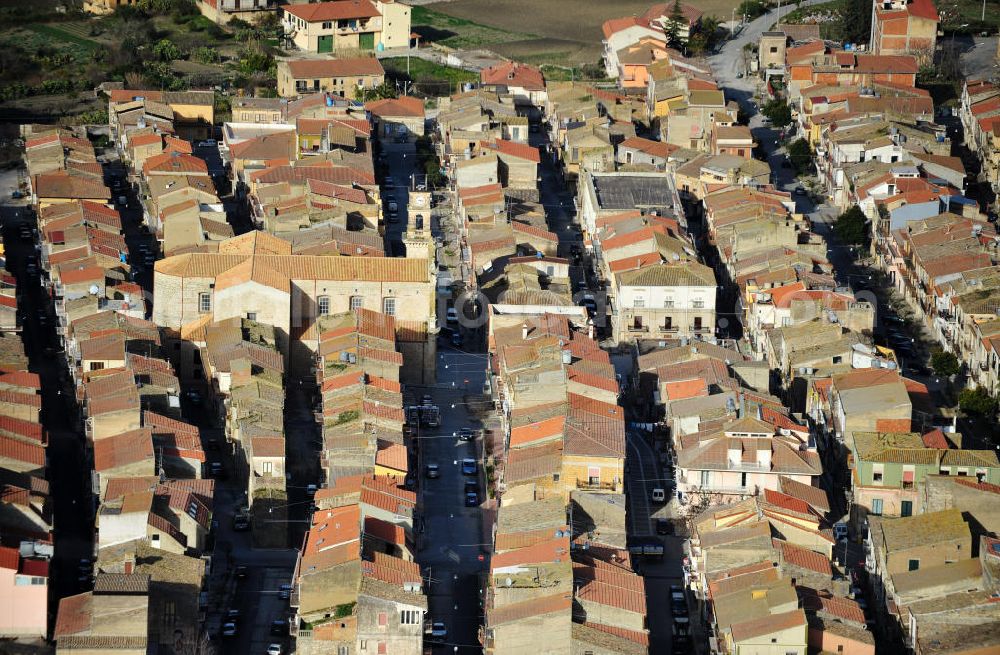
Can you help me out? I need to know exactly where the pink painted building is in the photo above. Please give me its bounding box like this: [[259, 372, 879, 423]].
[[0, 546, 48, 638]]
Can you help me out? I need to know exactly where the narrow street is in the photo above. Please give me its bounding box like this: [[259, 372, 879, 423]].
[[415, 348, 488, 654], [1, 202, 92, 618]]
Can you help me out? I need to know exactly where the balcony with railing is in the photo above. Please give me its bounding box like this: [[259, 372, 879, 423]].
[[627, 323, 649, 333], [575, 479, 618, 491]]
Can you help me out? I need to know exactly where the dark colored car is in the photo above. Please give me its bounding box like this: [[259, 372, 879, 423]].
[[461, 458, 477, 475], [458, 428, 475, 442], [425, 463, 440, 479], [655, 518, 673, 535], [270, 620, 288, 636], [465, 491, 479, 507]]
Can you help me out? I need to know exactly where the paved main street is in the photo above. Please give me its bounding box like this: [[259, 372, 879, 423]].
[[416, 348, 489, 654]]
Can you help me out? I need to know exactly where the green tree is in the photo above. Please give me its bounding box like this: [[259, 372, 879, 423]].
[[191, 46, 221, 64], [736, 0, 767, 20], [930, 350, 961, 377], [665, 0, 685, 48], [152, 38, 183, 62], [236, 45, 273, 75], [787, 138, 812, 175], [761, 98, 792, 128], [833, 205, 868, 245], [355, 82, 397, 102], [959, 387, 998, 416], [840, 0, 872, 45]]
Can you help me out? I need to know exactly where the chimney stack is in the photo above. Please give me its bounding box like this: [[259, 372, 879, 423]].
[[521, 322, 529, 339]]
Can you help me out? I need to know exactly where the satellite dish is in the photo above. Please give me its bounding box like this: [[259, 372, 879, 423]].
[[88, 285, 100, 295]]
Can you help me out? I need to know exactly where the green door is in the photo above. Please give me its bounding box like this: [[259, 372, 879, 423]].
[[359, 32, 375, 50], [317, 35, 333, 53]]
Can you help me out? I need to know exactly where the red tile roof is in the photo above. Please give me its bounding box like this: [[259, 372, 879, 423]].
[[480, 61, 545, 91], [763, 488, 815, 517], [0, 435, 45, 467], [365, 95, 424, 118], [583, 622, 650, 646], [362, 551, 421, 586], [798, 587, 866, 624], [93, 429, 153, 472], [375, 440, 407, 472], [283, 57, 384, 79], [488, 593, 572, 626], [364, 515, 406, 546], [282, 0, 380, 22], [773, 539, 832, 575], [0, 415, 45, 444], [492, 536, 570, 571], [509, 415, 565, 448], [619, 136, 677, 159], [480, 139, 541, 163], [54, 593, 92, 637], [0, 371, 42, 389], [301, 511, 361, 575], [142, 152, 208, 176], [360, 475, 415, 514]]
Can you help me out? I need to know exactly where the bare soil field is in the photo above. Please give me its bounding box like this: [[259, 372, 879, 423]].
[[427, 0, 741, 62]]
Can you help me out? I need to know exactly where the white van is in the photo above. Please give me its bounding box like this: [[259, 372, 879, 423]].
[[651, 488, 666, 503]]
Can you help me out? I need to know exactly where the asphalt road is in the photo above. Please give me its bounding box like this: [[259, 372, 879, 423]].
[[415, 349, 488, 653]]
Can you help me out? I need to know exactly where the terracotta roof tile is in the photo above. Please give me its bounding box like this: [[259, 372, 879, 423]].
[[283, 56, 384, 79], [0, 372, 41, 390], [487, 593, 572, 626], [363, 515, 406, 546], [480, 61, 545, 91], [0, 435, 45, 467], [0, 415, 44, 445], [730, 608, 806, 641], [283, 0, 380, 22], [360, 475, 415, 514], [93, 428, 153, 472], [54, 593, 92, 637], [375, 440, 407, 472], [773, 539, 831, 576], [365, 95, 424, 118]]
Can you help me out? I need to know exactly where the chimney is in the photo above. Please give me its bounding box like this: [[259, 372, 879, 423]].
[[522, 322, 529, 339], [587, 319, 594, 340]]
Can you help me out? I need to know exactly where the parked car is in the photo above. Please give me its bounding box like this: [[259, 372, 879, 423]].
[[461, 458, 477, 475], [222, 623, 237, 637], [235, 566, 248, 580], [670, 586, 687, 617], [655, 518, 673, 535], [650, 488, 666, 503], [270, 619, 288, 636], [278, 584, 292, 600], [198, 139, 217, 148], [458, 428, 475, 442], [794, 186, 807, 196], [428, 622, 447, 640], [225, 609, 241, 622], [425, 463, 440, 479], [446, 307, 458, 324], [465, 491, 478, 507], [267, 644, 282, 655]]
